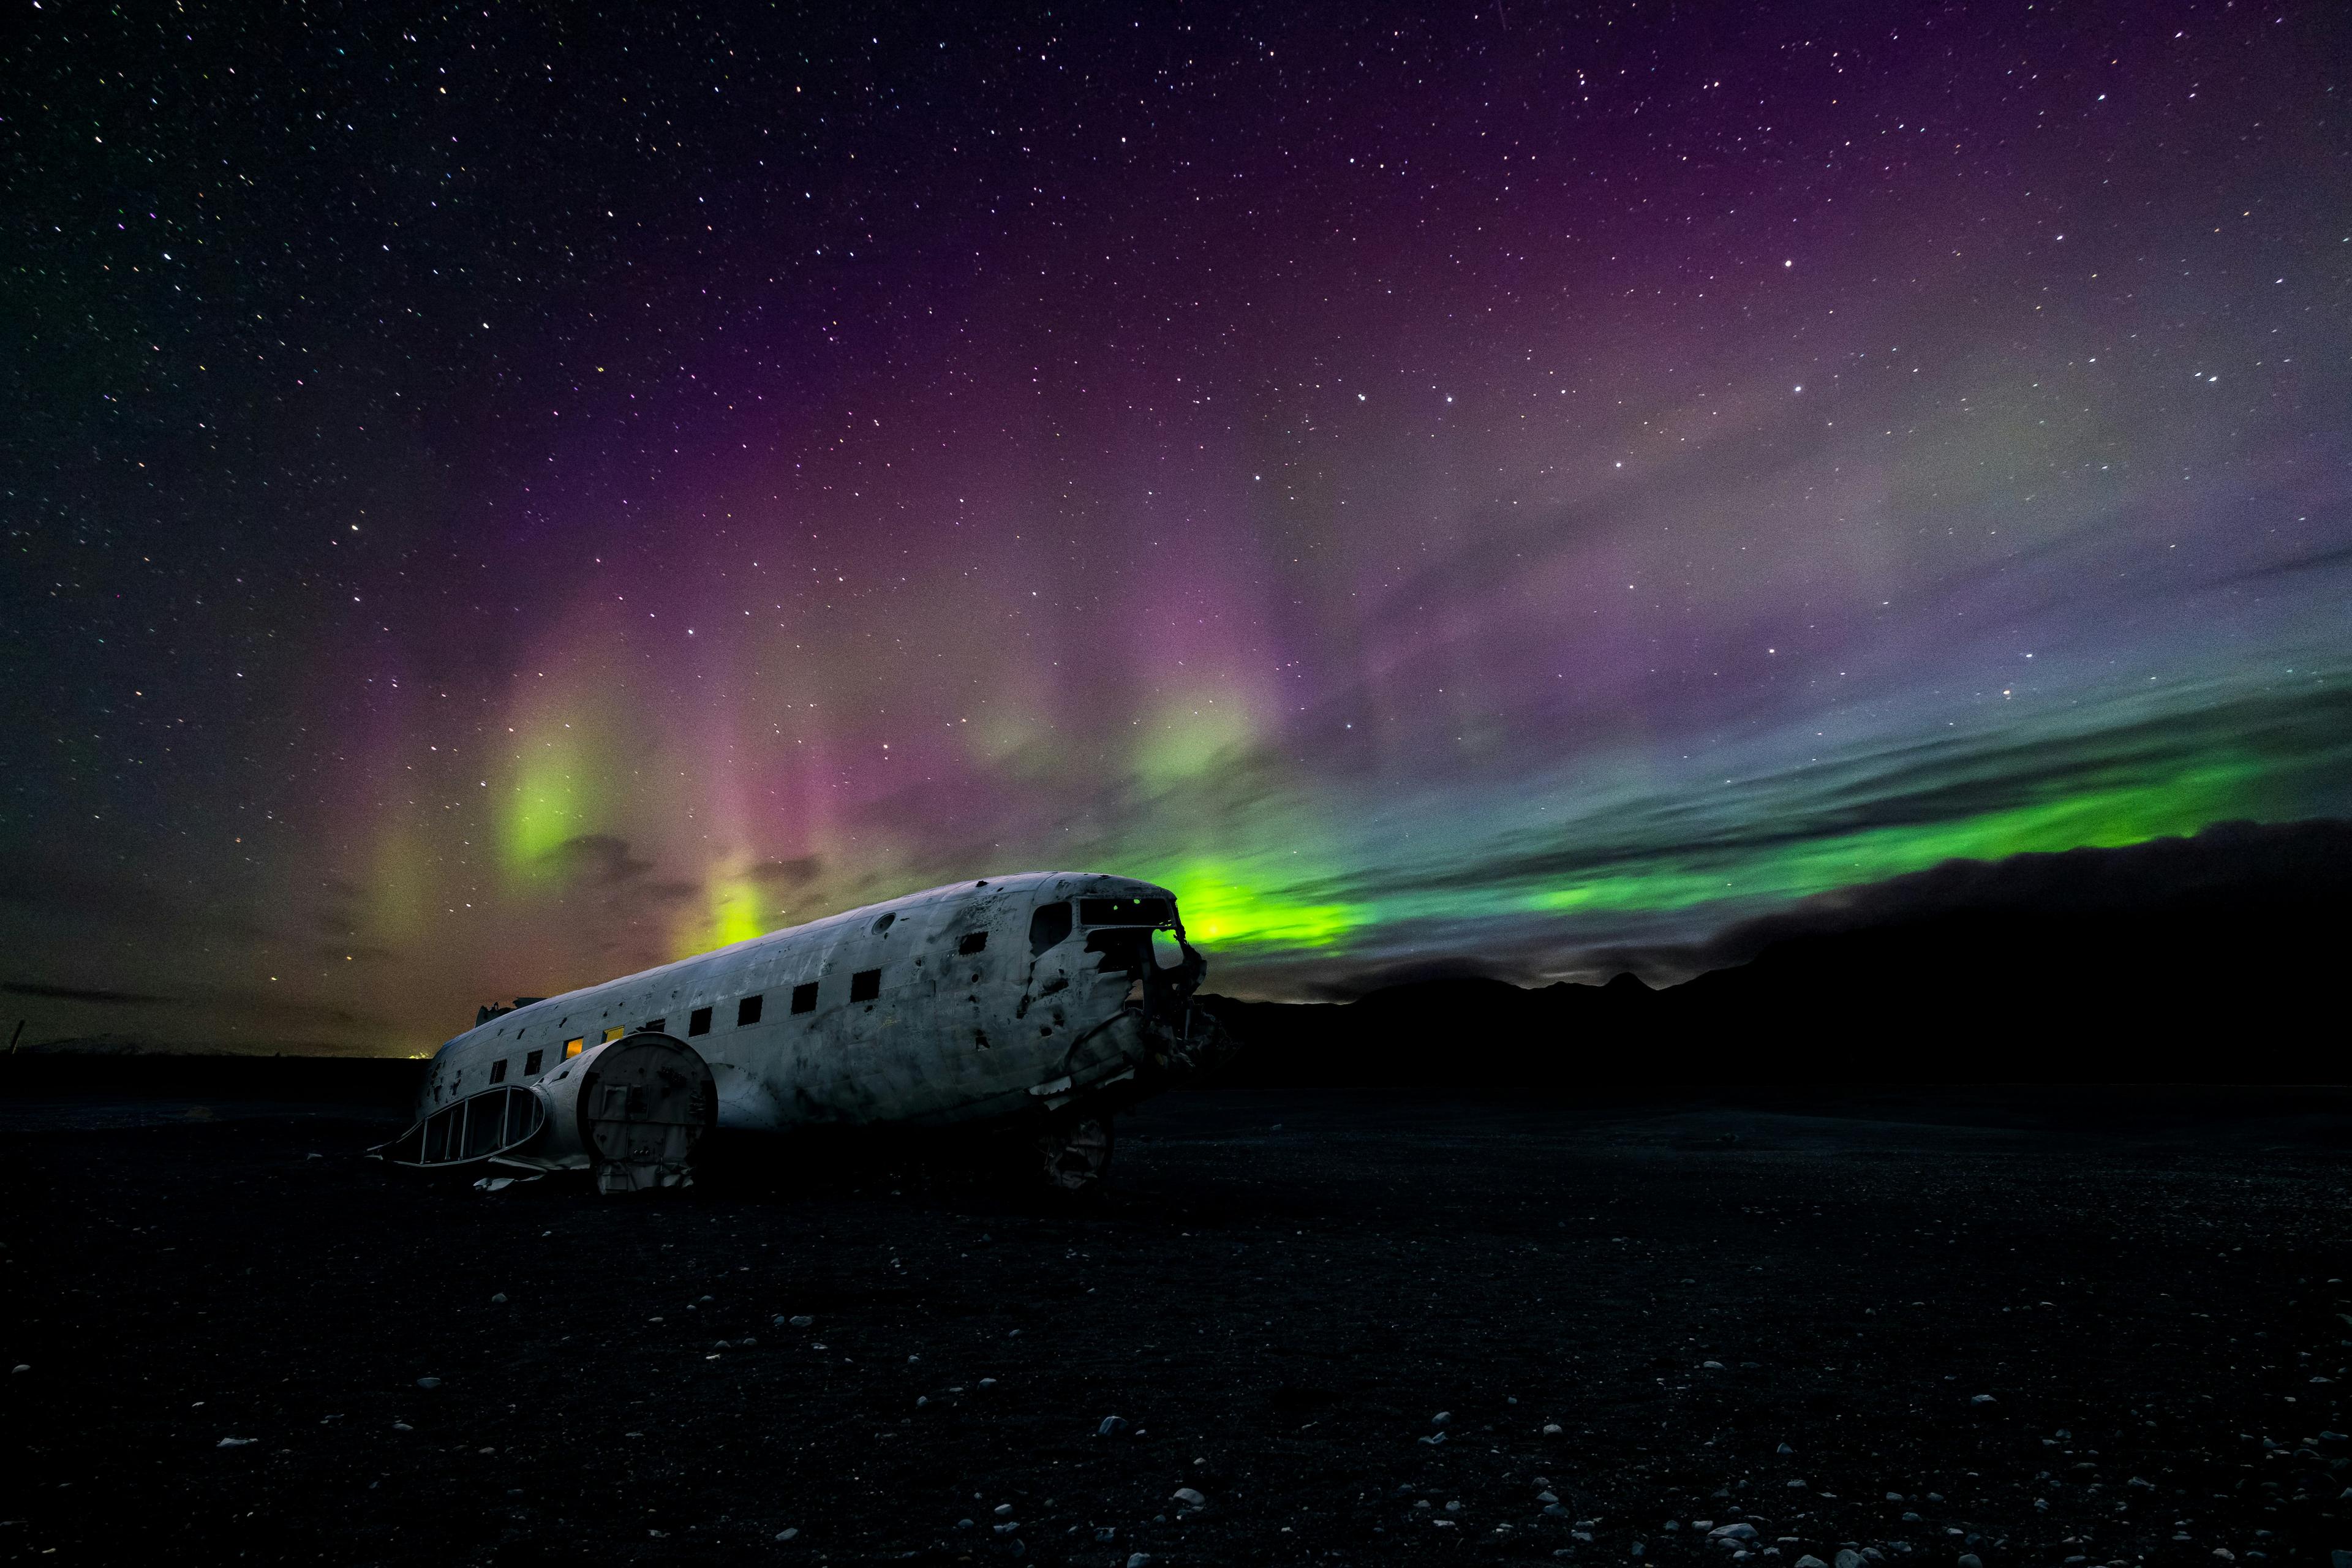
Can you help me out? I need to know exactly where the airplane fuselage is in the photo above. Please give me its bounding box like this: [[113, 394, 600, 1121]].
[[416, 871, 1210, 1147]]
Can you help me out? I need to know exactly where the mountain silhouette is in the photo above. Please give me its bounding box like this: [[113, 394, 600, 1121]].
[[1200, 818, 2352, 1087]]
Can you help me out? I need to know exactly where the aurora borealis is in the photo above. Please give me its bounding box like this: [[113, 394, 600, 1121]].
[[5, 1, 2349, 1054]]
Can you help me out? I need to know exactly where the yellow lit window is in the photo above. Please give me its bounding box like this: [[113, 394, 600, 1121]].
[[603, 1025, 624, 1043], [564, 1038, 584, 1058]]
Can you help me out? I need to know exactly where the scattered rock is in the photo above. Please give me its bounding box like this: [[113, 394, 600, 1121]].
[[1835, 1551, 1864, 1568], [1127, 1555, 1153, 1568], [415, 1376, 441, 1389], [216, 1436, 256, 1448], [1969, 1393, 1996, 1404], [1098, 1415, 1129, 1437], [1172, 1486, 1206, 1507], [490, 1292, 507, 1304], [1544, 1423, 1564, 1436], [775, 1527, 798, 1541], [1956, 1556, 1982, 1568], [1795, 1557, 1830, 1568]]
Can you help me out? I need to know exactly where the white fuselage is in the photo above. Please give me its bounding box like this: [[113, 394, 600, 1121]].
[[417, 871, 1197, 1135]]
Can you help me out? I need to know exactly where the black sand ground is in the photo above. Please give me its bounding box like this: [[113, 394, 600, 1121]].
[[6, 1087, 2351, 1567]]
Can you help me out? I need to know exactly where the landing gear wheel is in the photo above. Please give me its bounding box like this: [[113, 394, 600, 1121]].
[[1037, 1115, 1114, 1193]]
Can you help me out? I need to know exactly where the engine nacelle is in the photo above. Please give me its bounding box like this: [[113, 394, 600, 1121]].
[[530, 1032, 716, 1193], [373, 1032, 715, 1194]]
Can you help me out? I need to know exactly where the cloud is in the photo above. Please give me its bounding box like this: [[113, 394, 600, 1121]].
[[2, 981, 174, 1006], [539, 834, 655, 886], [0, 853, 269, 940], [749, 854, 824, 888]]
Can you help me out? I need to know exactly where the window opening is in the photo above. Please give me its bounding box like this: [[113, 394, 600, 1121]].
[[1028, 902, 1072, 956], [566, 1038, 585, 1058], [737, 993, 764, 1027], [872, 911, 896, 935], [489, 1058, 508, 1084], [1085, 927, 1153, 973], [601, 1025, 623, 1044], [1080, 896, 1172, 926], [957, 930, 988, 956], [791, 982, 818, 1014], [850, 968, 881, 1003], [524, 1049, 544, 1076], [688, 1006, 712, 1037]]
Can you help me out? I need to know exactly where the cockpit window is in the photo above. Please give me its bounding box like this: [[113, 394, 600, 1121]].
[[1079, 896, 1172, 926], [1028, 901, 1072, 956], [1085, 927, 1153, 973]]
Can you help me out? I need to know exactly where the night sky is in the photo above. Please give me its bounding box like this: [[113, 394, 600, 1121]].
[[6, 1, 2349, 1054]]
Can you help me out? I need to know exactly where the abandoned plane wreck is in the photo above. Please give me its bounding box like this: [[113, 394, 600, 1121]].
[[371, 872, 1230, 1193]]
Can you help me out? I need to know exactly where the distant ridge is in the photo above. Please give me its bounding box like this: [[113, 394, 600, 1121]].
[[1200, 818, 2352, 1087]]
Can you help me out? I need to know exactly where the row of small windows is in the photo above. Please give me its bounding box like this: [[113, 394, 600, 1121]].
[[472, 967, 905, 1084]]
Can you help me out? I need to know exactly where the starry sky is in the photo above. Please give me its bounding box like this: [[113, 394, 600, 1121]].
[[6, 1, 2350, 1054]]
